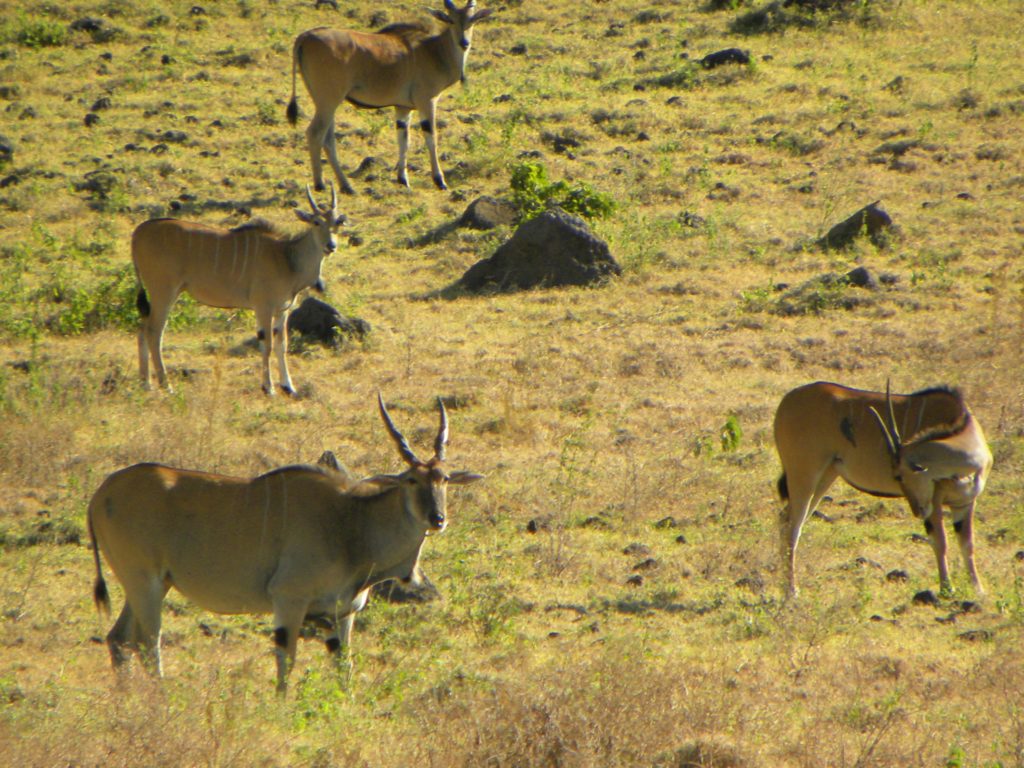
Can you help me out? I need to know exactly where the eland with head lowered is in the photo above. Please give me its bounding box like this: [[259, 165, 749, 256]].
[[286, 0, 494, 193], [87, 393, 482, 693], [132, 185, 347, 396], [774, 380, 992, 598]]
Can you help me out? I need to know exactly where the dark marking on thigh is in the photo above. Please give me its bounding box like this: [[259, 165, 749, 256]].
[[840, 416, 856, 447]]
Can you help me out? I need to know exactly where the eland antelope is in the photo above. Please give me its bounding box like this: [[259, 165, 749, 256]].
[[286, 0, 494, 193], [132, 185, 347, 396], [88, 393, 483, 693], [774, 381, 992, 597]]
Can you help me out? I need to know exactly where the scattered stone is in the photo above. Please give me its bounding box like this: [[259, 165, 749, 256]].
[[700, 48, 750, 69], [623, 542, 651, 556], [1014, 550, 1024, 562], [315, 0, 339, 8], [372, 573, 440, 603], [633, 557, 659, 572], [958, 629, 993, 642], [84, 112, 100, 127], [526, 518, 549, 533], [735, 574, 764, 591], [0, 85, 21, 100], [510, 43, 527, 55], [654, 739, 753, 768], [349, 155, 387, 181], [91, 96, 112, 111], [818, 200, 895, 249], [886, 569, 909, 583], [457, 208, 621, 293], [286, 296, 370, 347], [654, 516, 678, 529], [70, 17, 105, 33], [162, 130, 189, 143], [457, 196, 518, 230], [912, 589, 940, 607], [958, 601, 982, 614], [626, 574, 644, 587], [674, 534, 687, 545]]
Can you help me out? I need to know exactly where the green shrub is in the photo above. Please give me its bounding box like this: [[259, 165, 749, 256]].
[[12, 15, 67, 47], [509, 161, 616, 222]]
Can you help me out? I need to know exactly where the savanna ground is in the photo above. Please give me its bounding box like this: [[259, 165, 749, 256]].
[[1, 0, 1023, 765]]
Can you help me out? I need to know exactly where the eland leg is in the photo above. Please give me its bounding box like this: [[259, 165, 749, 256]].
[[141, 289, 178, 392], [394, 107, 412, 188], [272, 311, 296, 397], [326, 589, 368, 682], [255, 308, 275, 396], [418, 99, 447, 191], [924, 500, 952, 595], [270, 602, 309, 695], [952, 502, 983, 593], [320, 114, 355, 195], [780, 465, 838, 598], [118, 575, 169, 677]]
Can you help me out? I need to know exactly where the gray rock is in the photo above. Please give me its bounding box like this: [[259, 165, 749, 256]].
[[458, 195, 518, 230], [818, 200, 895, 249], [458, 208, 621, 293], [287, 296, 370, 347]]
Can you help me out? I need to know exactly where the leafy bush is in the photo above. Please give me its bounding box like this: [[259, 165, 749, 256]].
[[11, 15, 67, 47], [509, 162, 616, 222]]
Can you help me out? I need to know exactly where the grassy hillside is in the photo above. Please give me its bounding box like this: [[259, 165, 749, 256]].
[[1, 0, 1023, 765]]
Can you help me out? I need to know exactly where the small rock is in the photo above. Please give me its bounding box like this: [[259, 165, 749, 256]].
[[958, 629, 993, 642], [654, 516, 678, 529], [622, 542, 651, 556], [632, 558, 659, 572], [912, 589, 940, 607], [886, 569, 909, 583], [84, 112, 100, 127], [700, 48, 750, 69], [91, 96, 112, 111], [626, 575, 644, 587], [818, 200, 894, 249], [458, 196, 518, 230]]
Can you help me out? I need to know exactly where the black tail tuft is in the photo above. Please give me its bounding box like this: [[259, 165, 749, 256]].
[[136, 288, 151, 318], [286, 97, 299, 126], [93, 576, 111, 617], [777, 473, 789, 501]]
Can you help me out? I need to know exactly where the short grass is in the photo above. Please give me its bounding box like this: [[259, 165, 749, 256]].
[[1, 0, 1023, 765]]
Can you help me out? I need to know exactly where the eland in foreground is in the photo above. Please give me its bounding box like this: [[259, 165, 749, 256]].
[[774, 381, 992, 598], [286, 0, 494, 193], [88, 393, 482, 693], [132, 185, 347, 396]]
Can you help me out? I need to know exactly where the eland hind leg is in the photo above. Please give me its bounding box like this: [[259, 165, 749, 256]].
[[139, 287, 179, 392], [779, 464, 838, 598]]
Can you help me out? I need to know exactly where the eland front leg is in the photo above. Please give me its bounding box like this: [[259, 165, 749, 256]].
[[418, 98, 447, 190]]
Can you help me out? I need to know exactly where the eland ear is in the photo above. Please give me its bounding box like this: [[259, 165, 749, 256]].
[[470, 8, 494, 23], [295, 209, 315, 224], [428, 8, 453, 23], [448, 471, 484, 485], [364, 474, 404, 488]]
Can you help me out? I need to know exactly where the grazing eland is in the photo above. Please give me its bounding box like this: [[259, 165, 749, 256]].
[[132, 185, 347, 396], [88, 393, 483, 693], [286, 0, 494, 193], [774, 381, 992, 597]]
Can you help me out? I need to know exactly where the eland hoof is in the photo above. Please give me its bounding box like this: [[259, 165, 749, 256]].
[[433, 175, 448, 191]]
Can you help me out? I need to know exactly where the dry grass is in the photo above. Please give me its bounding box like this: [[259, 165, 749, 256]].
[[1, 0, 1023, 765]]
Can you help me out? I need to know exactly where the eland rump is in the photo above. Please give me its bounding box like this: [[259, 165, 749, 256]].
[[774, 381, 992, 597], [132, 185, 347, 396], [286, 0, 494, 193], [87, 393, 482, 693]]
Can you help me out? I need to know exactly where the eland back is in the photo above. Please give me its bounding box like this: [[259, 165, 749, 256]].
[[286, 0, 494, 193], [87, 393, 482, 693], [774, 381, 992, 597], [132, 186, 347, 396]]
